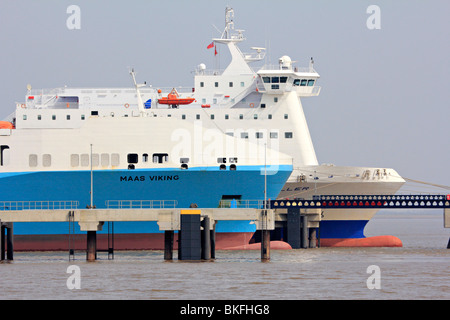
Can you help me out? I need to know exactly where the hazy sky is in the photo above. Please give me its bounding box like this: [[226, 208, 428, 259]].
[[0, 0, 449, 191]]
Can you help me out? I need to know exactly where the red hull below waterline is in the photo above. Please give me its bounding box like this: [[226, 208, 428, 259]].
[[10, 233, 402, 252]]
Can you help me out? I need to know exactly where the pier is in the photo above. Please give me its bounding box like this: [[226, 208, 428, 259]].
[[0, 200, 285, 262], [1, 195, 449, 262]]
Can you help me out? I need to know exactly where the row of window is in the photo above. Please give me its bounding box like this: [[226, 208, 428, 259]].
[[184, 113, 289, 120], [262, 77, 316, 87], [23, 114, 87, 121], [235, 132, 293, 139], [27, 152, 172, 168], [199, 81, 246, 88], [23, 110, 286, 121]]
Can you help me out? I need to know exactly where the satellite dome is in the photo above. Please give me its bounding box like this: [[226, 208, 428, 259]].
[[279, 56, 292, 69]]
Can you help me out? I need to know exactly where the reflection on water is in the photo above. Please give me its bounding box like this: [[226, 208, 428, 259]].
[[0, 211, 448, 300]]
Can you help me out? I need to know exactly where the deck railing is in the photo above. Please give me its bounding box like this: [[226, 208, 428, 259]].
[[0, 201, 79, 211]]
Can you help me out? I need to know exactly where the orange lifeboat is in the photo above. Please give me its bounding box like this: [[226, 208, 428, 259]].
[[0, 121, 14, 129], [158, 88, 195, 105]]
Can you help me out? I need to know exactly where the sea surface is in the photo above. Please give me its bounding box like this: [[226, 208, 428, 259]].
[[0, 210, 448, 301]]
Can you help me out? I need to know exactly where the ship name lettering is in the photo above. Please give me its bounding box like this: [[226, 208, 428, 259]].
[[120, 175, 180, 182]]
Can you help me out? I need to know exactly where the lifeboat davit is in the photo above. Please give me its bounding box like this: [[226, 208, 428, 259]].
[[158, 88, 195, 105]]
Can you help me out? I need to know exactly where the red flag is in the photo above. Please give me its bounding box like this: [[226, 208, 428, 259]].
[[207, 41, 214, 49]]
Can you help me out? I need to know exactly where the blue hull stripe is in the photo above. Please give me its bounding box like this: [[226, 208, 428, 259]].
[[1, 165, 290, 235]]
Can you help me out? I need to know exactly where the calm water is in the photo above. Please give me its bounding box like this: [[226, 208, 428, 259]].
[[0, 210, 448, 300]]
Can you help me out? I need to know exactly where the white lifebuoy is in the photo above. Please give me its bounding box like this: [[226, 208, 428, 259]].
[[124, 103, 130, 108]]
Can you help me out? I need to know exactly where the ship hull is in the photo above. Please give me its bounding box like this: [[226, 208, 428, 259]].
[[275, 168, 405, 247], [0, 165, 292, 251]]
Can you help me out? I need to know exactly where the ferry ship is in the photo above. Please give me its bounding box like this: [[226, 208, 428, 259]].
[[0, 71, 294, 250], [0, 7, 405, 250]]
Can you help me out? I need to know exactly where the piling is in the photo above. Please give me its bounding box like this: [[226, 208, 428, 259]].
[[164, 230, 174, 260], [261, 229, 270, 261], [86, 231, 97, 261], [309, 228, 318, 248], [179, 209, 201, 260], [301, 215, 308, 249], [201, 216, 211, 260], [286, 207, 301, 249], [210, 222, 216, 259]]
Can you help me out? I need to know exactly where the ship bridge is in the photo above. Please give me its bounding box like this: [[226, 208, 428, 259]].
[[257, 56, 321, 97]]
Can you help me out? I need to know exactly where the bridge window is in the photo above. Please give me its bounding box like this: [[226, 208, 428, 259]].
[[308, 80, 315, 86], [293, 79, 300, 86], [263, 77, 270, 83], [300, 79, 307, 86], [280, 77, 287, 83], [285, 132, 293, 139]]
